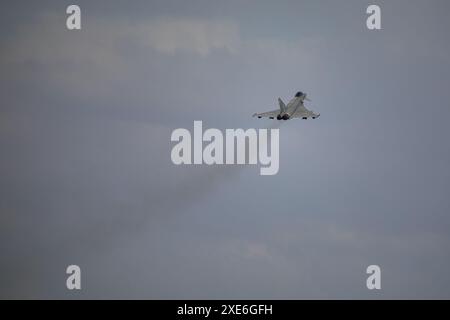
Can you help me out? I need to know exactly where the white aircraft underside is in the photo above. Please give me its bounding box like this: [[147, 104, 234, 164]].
[[253, 91, 320, 120]]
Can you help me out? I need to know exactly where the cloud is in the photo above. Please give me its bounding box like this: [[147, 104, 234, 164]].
[[0, 13, 243, 118], [1, 13, 240, 67], [134, 17, 240, 56]]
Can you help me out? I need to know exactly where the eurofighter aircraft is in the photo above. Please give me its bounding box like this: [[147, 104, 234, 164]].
[[253, 91, 320, 120]]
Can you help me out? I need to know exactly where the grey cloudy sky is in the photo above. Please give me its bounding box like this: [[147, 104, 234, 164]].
[[1, 0, 450, 299]]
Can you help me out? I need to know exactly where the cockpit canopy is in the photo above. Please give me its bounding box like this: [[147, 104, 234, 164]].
[[295, 91, 304, 97]]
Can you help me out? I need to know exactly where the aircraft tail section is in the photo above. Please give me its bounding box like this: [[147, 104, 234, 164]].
[[278, 98, 286, 113]]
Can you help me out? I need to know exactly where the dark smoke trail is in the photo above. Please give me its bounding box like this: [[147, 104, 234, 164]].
[[49, 120, 286, 259]]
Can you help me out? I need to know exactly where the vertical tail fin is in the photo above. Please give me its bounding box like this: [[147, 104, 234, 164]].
[[278, 98, 286, 113]]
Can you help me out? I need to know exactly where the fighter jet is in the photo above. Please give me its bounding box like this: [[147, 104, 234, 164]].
[[253, 91, 320, 120]]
